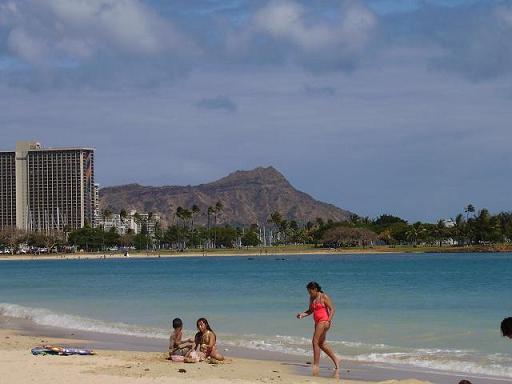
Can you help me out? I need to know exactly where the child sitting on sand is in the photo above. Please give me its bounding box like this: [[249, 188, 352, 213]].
[[169, 318, 194, 359]]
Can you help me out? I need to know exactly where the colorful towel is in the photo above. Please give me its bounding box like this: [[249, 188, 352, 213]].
[[31, 345, 95, 356]]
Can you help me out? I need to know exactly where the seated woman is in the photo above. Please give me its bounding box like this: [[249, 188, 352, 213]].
[[191, 317, 224, 362]]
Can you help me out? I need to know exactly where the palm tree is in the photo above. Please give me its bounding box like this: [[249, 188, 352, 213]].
[[191, 205, 200, 228], [207, 206, 215, 248], [191, 205, 200, 248], [268, 211, 283, 245], [119, 209, 128, 233], [405, 226, 419, 246], [153, 221, 162, 250], [214, 201, 224, 226], [176, 207, 184, 226], [133, 212, 142, 228], [212, 201, 224, 248], [435, 220, 447, 247], [182, 209, 192, 229], [454, 213, 466, 245], [279, 219, 289, 244], [175, 207, 186, 250], [464, 204, 475, 221], [100, 209, 112, 230]]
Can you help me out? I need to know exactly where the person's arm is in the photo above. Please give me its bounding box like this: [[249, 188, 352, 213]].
[[169, 333, 177, 353], [323, 294, 335, 322], [173, 330, 193, 349], [296, 299, 313, 319], [175, 330, 187, 347], [177, 334, 195, 348], [208, 332, 216, 350]]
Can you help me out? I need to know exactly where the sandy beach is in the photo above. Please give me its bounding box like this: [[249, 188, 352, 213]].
[[0, 250, 387, 262], [1, 244, 510, 262], [0, 327, 431, 384], [0, 247, 447, 262]]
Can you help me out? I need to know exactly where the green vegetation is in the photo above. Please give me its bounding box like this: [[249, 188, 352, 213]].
[[2, 203, 512, 255]]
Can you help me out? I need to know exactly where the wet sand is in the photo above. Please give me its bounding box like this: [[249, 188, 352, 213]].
[[1, 315, 509, 384]]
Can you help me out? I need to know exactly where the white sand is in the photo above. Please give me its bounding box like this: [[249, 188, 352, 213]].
[[0, 329, 430, 384]]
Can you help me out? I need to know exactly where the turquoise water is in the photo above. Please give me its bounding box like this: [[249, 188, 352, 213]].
[[1, 253, 512, 377]]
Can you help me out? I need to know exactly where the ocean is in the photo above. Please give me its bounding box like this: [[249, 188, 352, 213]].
[[1, 253, 511, 379]]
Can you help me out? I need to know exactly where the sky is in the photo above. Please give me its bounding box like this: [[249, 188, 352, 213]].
[[1, 0, 511, 223]]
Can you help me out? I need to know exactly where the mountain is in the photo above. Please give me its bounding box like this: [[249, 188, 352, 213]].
[[99, 166, 354, 226]]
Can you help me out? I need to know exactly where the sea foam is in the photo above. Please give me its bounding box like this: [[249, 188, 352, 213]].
[[0, 302, 168, 339], [1, 302, 511, 379]]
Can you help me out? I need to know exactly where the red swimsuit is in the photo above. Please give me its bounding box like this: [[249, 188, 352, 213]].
[[311, 294, 330, 324]]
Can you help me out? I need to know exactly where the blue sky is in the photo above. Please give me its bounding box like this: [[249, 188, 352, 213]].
[[1, 0, 511, 222]]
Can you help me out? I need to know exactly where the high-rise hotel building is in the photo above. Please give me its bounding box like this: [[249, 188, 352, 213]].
[[0, 141, 96, 231]]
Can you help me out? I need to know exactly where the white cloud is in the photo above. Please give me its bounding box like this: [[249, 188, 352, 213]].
[[223, 0, 377, 72], [496, 6, 512, 27], [253, 0, 377, 53], [0, 0, 193, 65], [254, 0, 330, 49]]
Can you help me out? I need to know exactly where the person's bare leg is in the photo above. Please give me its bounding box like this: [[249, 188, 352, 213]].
[[318, 324, 340, 379], [312, 323, 323, 376], [209, 347, 224, 361]]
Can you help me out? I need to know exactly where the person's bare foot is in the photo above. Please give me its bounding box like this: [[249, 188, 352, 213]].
[[334, 366, 340, 380], [333, 358, 341, 379], [312, 365, 320, 376]]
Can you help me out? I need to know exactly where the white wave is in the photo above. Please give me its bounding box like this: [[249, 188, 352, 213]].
[[223, 334, 512, 378], [1, 302, 511, 378], [0, 302, 168, 339], [248, 334, 393, 351], [354, 351, 512, 378], [221, 336, 309, 356]]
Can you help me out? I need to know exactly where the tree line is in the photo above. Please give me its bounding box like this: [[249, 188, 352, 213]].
[[321, 204, 512, 248], [1, 203, 512, 253]]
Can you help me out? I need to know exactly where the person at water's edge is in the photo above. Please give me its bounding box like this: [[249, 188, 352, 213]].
[[297, 281, 340, 378], [501, 317, 512, 338]]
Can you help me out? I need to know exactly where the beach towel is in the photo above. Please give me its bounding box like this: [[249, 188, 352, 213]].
[[31, 345, 95, 356]]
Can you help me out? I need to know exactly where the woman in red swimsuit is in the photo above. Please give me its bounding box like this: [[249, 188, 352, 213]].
[[297, 281, 340, 378]]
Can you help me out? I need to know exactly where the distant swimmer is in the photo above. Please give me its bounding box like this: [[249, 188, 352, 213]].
[[296, 281, 340, 378], [501, 317, 512, 339]]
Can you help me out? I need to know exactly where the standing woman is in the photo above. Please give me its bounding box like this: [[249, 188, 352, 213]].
[[297, 281, 340, 378]]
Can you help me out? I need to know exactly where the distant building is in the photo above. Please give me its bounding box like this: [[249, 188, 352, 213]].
[[134, 212, 161, 236], [441, 219, 456, 228], [0, 151, 16, 228], [99, 213, 135, 235], [98, 210, 160, 236], [0, 141, 96, 231], [93, 183, 100, 227]]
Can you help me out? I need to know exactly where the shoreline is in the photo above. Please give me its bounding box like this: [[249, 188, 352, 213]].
[[1, 245, 512, 261], [0, 327, 318, 384], [1, 315, 509, 384]]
